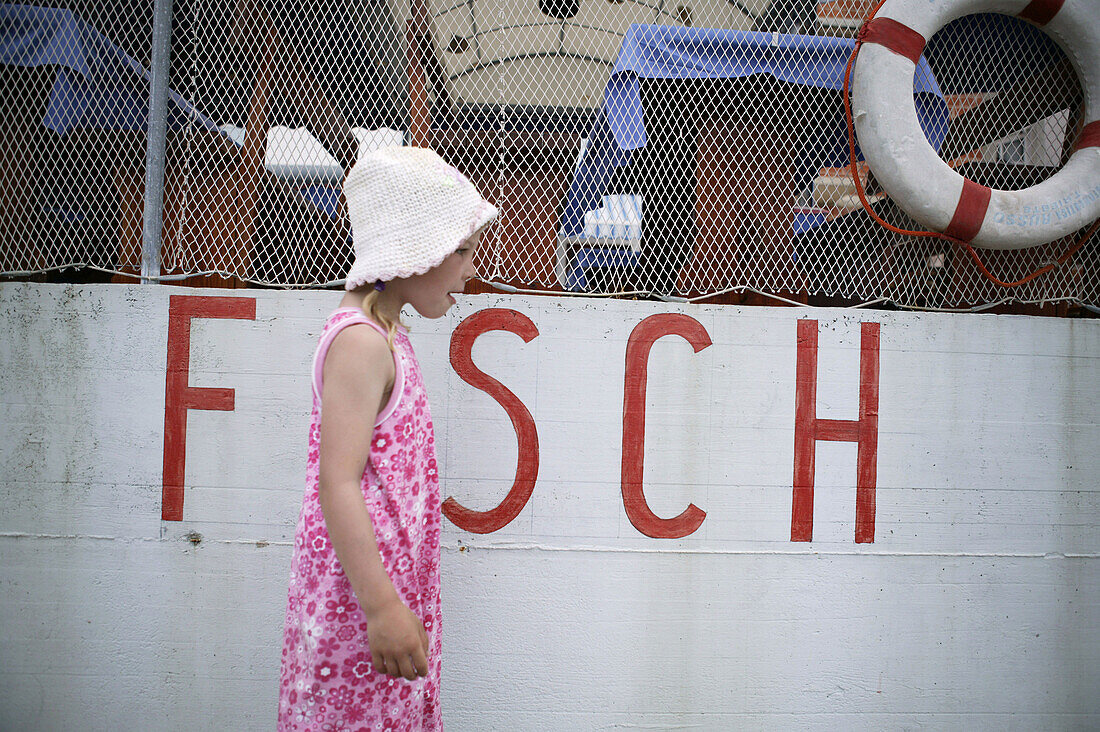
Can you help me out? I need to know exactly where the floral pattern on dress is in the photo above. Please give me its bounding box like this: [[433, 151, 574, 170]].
[[279, 309, 442, 731]]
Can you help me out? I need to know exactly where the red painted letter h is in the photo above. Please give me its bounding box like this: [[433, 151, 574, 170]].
[[791, 320, 880, 543]]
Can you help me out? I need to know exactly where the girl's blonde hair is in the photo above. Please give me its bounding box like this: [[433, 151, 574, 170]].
[[360, 288, 401, 351]]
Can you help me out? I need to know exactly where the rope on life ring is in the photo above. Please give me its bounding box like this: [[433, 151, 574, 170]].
[[848, 0, 1100, 251]]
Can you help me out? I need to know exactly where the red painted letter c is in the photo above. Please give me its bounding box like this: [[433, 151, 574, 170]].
[[622, 313, 710, 539]]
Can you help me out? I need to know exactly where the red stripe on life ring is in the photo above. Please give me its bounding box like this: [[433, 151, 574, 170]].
[[861, 17, 926, 65], [1017, 0, 1065, 26], [945, 178, 992, 243], [1074, 120, 1100, 152]]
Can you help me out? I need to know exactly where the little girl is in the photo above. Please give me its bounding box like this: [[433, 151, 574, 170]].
[[278, 146, 498, 731]]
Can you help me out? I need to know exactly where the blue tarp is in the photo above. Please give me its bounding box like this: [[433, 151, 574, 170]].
[[560, 24, 950, 238], [0, 3, 222, 136], [0, 5, 360, 224]]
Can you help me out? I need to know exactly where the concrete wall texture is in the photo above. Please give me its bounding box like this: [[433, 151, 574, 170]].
[[1, 282, 1097, 730]]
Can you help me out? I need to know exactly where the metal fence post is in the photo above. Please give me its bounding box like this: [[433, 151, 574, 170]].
[[141, 0, 174, 283]]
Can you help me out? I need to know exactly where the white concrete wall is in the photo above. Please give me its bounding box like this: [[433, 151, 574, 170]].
[[1, 282, 1097, 731]]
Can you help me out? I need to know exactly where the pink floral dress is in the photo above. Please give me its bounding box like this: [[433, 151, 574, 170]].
[[279, 308, 443, 731]]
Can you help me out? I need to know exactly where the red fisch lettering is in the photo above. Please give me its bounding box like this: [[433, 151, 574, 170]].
[[443, 309, 540, 534], [791, 320, 881, 543], [162, 295, 256, 521], [622, 314, 710, 539]]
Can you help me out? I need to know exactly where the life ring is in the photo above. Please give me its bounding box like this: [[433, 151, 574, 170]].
[[850, 0, 1100, 250]]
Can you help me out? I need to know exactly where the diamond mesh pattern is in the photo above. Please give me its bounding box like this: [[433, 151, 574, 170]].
[[1, 0, 1095, 309]]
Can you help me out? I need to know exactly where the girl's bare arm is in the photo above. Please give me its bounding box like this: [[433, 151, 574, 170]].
[[318, 326, 429, 681]]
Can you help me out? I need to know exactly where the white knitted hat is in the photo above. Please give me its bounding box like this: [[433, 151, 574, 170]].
[[343, 146, 499, 290]]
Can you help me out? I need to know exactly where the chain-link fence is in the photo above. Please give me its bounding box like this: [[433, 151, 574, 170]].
[[1, 1, 1096, 309]]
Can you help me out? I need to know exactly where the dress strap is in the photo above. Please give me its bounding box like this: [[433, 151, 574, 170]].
[[312, 312, 404, 427]]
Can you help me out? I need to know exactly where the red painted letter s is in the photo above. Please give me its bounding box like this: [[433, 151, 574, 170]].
[[444, 309, 539, 534]]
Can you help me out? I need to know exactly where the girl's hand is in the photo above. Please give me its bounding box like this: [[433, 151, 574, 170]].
[[366, 598, 430, 681]]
